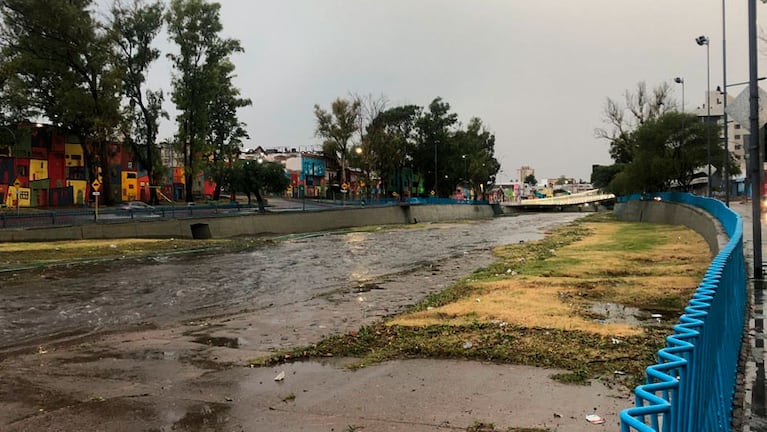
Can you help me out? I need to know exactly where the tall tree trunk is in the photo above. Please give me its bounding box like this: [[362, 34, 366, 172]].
[[254, 187, 266, 213]]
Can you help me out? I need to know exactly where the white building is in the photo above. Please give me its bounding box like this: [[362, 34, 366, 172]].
[[694, 88, 748, 178]]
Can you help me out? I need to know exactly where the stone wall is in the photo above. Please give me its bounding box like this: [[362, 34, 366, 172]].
[[614, 199, 728, 255], [0, 204, 495, 242]]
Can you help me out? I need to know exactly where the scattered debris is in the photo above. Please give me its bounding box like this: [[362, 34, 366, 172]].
[[274, 371, 285, 381], [611, 338, 622, 345], [586, 414, 605, 424], [462, 342, 473, 349], [614, 371, 626, 376], [225, 396, 233, 402], [553, 412, 563, 418], [651, 313, 662, 319]]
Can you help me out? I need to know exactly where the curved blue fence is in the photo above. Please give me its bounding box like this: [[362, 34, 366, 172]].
[[619, 192, 746, 432]]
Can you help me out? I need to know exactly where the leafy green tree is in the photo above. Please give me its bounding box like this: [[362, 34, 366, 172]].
[[414, 97, 458, 197], [452, 118, 500, 200], [524, 174, 537, 186], [229, 159, 289, 212], [314, 98, 360, 188], [607, 112, 724, 195], [590, 164, 624, 189], [1, 0, 122, 203], [366, 105, 421, 197], [206, 59, 251, 201], [111, 0, 166, 204], [165, 0, 244, 202]]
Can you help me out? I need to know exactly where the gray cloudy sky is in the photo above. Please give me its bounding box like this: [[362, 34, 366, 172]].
[[125, 0, 762, 182]]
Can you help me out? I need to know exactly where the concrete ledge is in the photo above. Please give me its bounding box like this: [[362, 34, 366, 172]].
[[614, 200, 728, 254], [0, 204, 495, 242]]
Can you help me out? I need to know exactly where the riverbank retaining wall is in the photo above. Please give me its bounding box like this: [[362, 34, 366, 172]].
[[614, 199, 728, 254], [0, 204, 495, 242]]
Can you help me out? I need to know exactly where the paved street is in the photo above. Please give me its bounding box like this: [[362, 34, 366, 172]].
[[729, 201, 767, 432]]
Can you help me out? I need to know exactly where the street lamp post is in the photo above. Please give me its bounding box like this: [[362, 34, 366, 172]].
[[722, 0, 730, 206], [748, 0, 762, 278], [696, 35, 712, 197], [462, 154, 468, 200], [674, 77, 685, 113]]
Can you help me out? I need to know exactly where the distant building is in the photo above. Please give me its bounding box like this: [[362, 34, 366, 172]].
[[517, 166, 535, 183], [694, 88, 747, 179]]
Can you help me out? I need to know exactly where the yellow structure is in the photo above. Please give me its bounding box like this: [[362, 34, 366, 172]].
[[67, 180, 87, 205], [6, 186, 31, 208], [122, 171, 138, 201], [29, 159, 48, 181], [65, 144, 84, 167]]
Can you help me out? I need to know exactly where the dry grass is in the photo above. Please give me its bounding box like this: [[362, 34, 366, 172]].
[[390, 219, 710, 338]]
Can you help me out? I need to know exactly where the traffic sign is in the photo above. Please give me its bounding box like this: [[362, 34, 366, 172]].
[[91, 179, 101, 191], [92, 191, 101, 196], [341, 183, 349, 191], [13, 178, 20, 189]]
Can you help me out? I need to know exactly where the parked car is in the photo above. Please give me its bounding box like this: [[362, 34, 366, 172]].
[[118, 201, 159, 218]]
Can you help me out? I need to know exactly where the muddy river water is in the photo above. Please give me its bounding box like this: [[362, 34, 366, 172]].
[[1, 212, 584, 351], [2, 212, 627, 432]]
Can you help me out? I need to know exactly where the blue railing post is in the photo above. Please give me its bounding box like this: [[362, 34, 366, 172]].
[[619, 193, 746, 431]]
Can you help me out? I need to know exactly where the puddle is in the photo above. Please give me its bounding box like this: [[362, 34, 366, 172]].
[[192, 336, 240, 349], [588, 302, 646, 326], [172, 402, 231, 431]]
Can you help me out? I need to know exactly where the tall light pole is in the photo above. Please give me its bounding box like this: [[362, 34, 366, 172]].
[[674, 77, 685, 112], [722, 0, 730, 206], [696, 35, 712, 197], [748, 0, 762, 278]]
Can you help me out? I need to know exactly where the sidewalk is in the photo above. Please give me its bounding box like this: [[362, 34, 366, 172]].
[[729, 201, 767, 432]]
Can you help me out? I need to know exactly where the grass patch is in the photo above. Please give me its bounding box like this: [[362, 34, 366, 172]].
[[0, 237, 268, 271], [252, 214, 711, 388], [253, 215, 711, 386]]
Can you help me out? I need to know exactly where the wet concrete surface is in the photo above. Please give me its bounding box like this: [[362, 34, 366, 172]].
[[732, 201, 767, 432], [0, 212, 631, 431]]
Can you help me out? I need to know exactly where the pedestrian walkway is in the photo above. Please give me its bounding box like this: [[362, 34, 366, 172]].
[[730, 202, 767, 432]]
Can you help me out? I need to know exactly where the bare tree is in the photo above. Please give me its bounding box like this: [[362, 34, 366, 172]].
[[595, 81, 675, 164]]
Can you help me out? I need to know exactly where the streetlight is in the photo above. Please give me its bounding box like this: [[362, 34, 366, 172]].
[[462, 154, 468, 200], [747, 0, 763, 277], [696, 35, 712, 197], [721, 0, 730, 206], [674, 77, 685, 112]]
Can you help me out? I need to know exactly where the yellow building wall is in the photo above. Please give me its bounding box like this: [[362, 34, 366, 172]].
[[65, 143, 84, 167], [122, 171, 138, 201], [6, 186, 31, 208], [67, 180, 87, 205], [29, 159, 48, 181]]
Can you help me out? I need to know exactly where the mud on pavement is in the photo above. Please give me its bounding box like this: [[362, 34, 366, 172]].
[[0, 213, 631, 431]]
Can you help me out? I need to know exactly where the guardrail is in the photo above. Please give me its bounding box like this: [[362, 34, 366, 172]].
[[619, 192, 746, 432]]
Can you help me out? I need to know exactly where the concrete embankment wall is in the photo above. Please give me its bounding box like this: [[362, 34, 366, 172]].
[[0, 204, 494, 242], [614, 199, 728, 255]]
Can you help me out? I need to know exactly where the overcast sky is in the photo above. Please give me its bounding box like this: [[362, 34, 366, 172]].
[[102, 0, 764, 182]]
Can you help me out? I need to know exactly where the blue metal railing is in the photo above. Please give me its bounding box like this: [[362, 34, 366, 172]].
[[619, 192, 746, 431]]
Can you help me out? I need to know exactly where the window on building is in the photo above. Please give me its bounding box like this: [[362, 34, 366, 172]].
[[735, 124, 741, 129], [735, 135, 741, 139]]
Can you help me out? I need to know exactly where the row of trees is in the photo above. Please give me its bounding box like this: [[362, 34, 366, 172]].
[[592, 82, 738, 195], [314, 95, 501, 199], [0, 0, 265, 205]]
